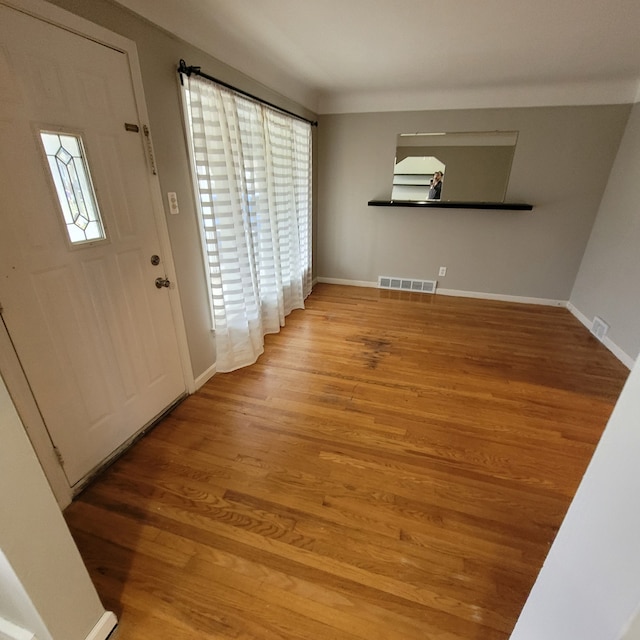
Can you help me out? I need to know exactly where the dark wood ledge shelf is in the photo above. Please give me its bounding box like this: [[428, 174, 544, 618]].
[[368, 200, 534, 210]]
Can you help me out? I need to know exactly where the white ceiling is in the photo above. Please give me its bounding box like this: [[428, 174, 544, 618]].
[[114, 0, 640, 114]]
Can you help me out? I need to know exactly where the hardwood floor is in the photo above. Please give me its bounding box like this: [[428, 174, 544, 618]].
[[64, 284, 629, 639]]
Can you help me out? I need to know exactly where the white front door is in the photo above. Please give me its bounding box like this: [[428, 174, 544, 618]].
[[0, 3, 186, 487]]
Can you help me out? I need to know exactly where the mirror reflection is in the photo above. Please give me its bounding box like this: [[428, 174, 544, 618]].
[[392, 131, 518, 203]]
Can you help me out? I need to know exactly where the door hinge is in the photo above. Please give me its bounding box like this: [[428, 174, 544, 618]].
[[53, 445, 65, 467], [143, 124, 158, 175]]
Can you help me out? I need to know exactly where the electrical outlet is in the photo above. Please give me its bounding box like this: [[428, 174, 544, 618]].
[[438, 266, 447, 277]]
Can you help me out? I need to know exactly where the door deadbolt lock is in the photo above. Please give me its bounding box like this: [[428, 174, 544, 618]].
[[150, 254, 160, 266], [155, 277, 171, 289]]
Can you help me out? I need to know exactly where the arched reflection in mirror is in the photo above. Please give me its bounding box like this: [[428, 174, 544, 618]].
[[393, 131, 518, 203], [392, 156, 445, 201]]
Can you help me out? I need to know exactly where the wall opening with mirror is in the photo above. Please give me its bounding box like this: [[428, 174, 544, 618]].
[[393, 131, 518, 202]]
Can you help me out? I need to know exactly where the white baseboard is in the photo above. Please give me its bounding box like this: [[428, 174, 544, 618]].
[[85, 612, 117, 640], [316, 277, 377, 288], [567, 301, 594, 330], [567, 302, 635, 369], [0, 617, 36, 640], [316, 277, 566, 306], [5, 613, 118, 640], [436, 287, 566, 307], [194, 363, 217, 390]]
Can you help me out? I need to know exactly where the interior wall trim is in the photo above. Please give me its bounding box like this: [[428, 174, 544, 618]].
[[316, 277, 567, 307], [436, 287, 566, 307], [316, 277, 378, 289], [84, 612, 117, 640], [194, 363, 217, 390], [0, 616, 36, 640]]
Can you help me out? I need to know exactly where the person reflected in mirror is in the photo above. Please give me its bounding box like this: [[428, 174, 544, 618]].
[[428, 171, 443, 200]]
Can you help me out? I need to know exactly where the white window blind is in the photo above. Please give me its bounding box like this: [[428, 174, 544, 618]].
[[184, 74, 312, 372]]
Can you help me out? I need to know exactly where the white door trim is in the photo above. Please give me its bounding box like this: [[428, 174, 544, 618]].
[[0, 318, 72, 507], [0, 0, 194, 506]]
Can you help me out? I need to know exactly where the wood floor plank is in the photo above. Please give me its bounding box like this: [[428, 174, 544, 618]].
[[65, 284, 628, 639]]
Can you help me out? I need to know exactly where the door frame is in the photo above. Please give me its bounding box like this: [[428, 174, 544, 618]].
[[0, 0, 194, 508]]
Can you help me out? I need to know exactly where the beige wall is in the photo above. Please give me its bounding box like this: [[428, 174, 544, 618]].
[[570, 102, 640, 363], [48, 0, 317, 380], [317, 105, 630, 299]]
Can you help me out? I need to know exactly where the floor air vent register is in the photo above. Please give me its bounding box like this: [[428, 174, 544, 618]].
[[590, 316, 609, 341], [378, 276, 437, 294]]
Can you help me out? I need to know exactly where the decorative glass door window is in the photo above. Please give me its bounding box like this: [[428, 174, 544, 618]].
[[39, 131, 106, 244]]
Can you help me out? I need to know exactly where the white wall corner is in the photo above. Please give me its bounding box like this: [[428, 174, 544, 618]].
[[566, 302, 635, 369], [84, 612, 117, 640]]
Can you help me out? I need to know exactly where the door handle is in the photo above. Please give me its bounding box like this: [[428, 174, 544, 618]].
[[155, 277, 171, 289]]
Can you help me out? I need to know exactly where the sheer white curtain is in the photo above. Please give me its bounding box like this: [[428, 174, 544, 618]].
[[184, 74, 312, 372]]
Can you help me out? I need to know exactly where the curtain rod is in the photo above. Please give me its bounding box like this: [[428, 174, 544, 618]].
[[178, 59, 318, 127]]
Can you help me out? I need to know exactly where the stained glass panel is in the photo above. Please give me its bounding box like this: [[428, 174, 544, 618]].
[[39, 131, 106, 244]]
